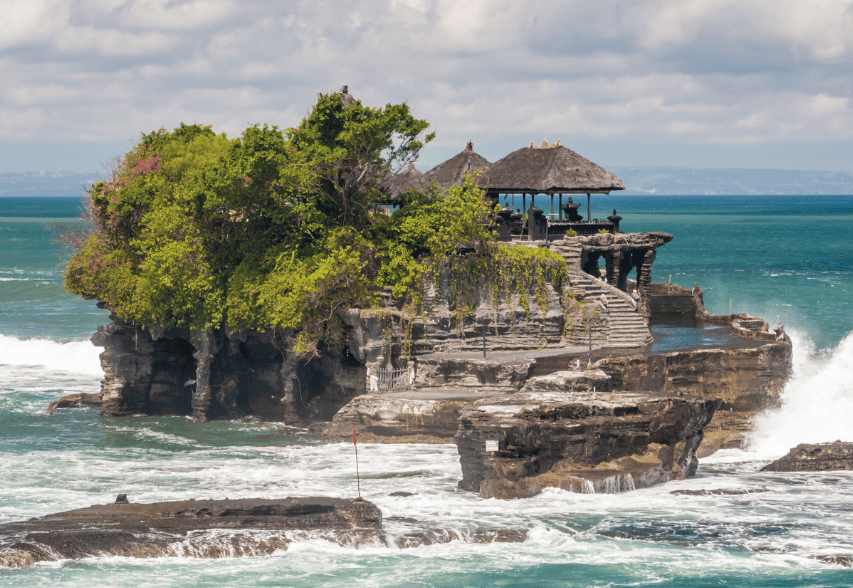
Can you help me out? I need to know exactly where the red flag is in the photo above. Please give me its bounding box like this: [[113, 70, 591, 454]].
[[352, 427, 357, 445]]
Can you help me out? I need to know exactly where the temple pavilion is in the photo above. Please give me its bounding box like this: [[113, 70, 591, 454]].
[[378, 139, 671, 319]]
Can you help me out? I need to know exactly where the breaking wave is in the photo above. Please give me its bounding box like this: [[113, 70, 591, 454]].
[[0, 333, 103, 375], [748, 329, 853, 457]]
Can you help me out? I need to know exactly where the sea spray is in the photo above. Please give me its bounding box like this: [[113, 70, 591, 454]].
[[0, 334, 103, 375], [748, 329, 853, 457]]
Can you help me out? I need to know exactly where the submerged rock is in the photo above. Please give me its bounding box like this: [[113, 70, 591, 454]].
[[454, 388, 720, 498], [761, 441, 853, 472]]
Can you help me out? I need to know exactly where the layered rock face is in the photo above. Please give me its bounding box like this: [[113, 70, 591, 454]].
[[454, 383, 721, 498], [761, 442, 853, 472], [322, 357, 536, 443], [341, 260, 608, 362], [0, 497, 529, 569], [93, 317, 364, 423], [597, 341, 792, 455], [0, 497, 381, 568]]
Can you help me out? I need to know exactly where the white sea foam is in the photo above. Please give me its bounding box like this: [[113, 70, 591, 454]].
[[748, 329, 853, 457], [0, 334, 103, 375]]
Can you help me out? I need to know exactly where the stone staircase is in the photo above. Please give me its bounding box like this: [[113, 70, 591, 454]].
[[551, 239, 653, 348]]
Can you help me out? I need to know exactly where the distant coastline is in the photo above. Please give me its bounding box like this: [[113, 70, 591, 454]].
[[3, 167, 853, 198], [0, 172, 98, 198], [611, 166, 853, 196]]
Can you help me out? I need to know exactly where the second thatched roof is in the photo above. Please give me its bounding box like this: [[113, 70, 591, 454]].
[[423, 143, 491, 192], [482, 144, 624, 194], [378, 163, 426, 201]]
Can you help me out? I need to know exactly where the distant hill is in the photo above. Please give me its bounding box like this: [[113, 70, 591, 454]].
[[3, 167, 852, 198], [610, 167, 853, 195], [0, 172, 98, 197]]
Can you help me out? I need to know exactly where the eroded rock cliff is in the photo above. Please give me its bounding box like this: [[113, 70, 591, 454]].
[[454, 385, 720, 498], [93, 316, 364, 423]]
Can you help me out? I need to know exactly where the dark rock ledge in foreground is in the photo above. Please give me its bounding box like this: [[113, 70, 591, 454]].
[[0, 497, 527, 569], [761, 441, 853, 472]]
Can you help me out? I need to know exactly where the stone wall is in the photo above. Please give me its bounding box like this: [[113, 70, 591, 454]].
[[339, 252, 614, 365]]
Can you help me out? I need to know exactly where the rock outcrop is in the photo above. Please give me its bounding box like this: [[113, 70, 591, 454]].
[[92, 317, 364, 423], [0, 497, 380, 568], [322, 394, 471, 443], [321, 357, 536, 443], [597, 341, 792, 455], [761, 441, 853, 472], [454, 382, 721, 498], [46, 392, 101, 415], [0, 497, 528, 569]]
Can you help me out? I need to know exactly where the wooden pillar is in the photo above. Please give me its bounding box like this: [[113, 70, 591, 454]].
[[587, 193, 591, 223], [523, 194, 527, 219], [559, 194, 563, 220], [550, 194, 554, 220]]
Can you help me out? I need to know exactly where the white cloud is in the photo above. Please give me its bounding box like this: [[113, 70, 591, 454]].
[[1, 0, 853, 171]]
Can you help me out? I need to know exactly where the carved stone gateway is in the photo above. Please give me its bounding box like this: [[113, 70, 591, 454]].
[[571, 232, 674, 320]]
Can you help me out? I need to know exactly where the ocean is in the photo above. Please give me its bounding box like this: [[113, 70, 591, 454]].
[[1, 195, 852, 586]]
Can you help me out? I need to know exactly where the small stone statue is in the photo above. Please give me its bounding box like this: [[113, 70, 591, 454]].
[[774, 322, 786, 341], [339, 85, 355, 107]]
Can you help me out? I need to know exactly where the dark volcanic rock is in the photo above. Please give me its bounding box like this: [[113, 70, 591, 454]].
[[597, 341, 792, 455], [46, 392, 101, 415], [0, 497, 381, 568], [323, 394, 471, 443], [454, 390, 720, 498], [761, 441, 853, 472], [93, 318, 363, 424], [0, 497, 530, 569]]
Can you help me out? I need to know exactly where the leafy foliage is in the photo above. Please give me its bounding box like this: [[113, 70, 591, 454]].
[[65, 91, 571, 360]]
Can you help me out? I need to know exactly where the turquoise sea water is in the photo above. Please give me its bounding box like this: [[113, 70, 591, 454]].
[[2, 195, 853, 586]]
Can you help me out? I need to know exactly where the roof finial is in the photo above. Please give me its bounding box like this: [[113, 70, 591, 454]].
[[541, 138, 549, 148], [465, 140, 473, 152]]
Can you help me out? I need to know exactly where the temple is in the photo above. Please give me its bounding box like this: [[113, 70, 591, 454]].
[[381, 139, 672, 321]]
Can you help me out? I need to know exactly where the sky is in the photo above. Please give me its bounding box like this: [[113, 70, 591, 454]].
[[2, 0, 853, 174]]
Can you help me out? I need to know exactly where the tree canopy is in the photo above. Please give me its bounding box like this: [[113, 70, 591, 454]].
[[64, 91, 503, 357]]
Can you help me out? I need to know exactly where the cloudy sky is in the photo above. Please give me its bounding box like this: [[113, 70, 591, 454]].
[[3, 0, 853, 173]]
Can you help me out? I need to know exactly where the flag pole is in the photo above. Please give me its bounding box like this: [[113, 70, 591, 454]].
[[352, 427, 361, 498]]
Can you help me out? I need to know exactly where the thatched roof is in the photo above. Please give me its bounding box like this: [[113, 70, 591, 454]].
[[481, 144, 624, 194], [423, 142, 491, 192], [378, 163, 426, 201]]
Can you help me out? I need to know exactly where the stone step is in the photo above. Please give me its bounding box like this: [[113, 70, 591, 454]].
[[565, 268, 652, 347]]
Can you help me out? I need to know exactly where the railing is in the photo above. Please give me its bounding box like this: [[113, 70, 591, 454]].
[[496, 219, 616, 242], [547, 221, 615, 237], [376, 366, 412, 392]]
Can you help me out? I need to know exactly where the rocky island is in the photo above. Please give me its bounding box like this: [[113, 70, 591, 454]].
[[54, 87, 793, 500]]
